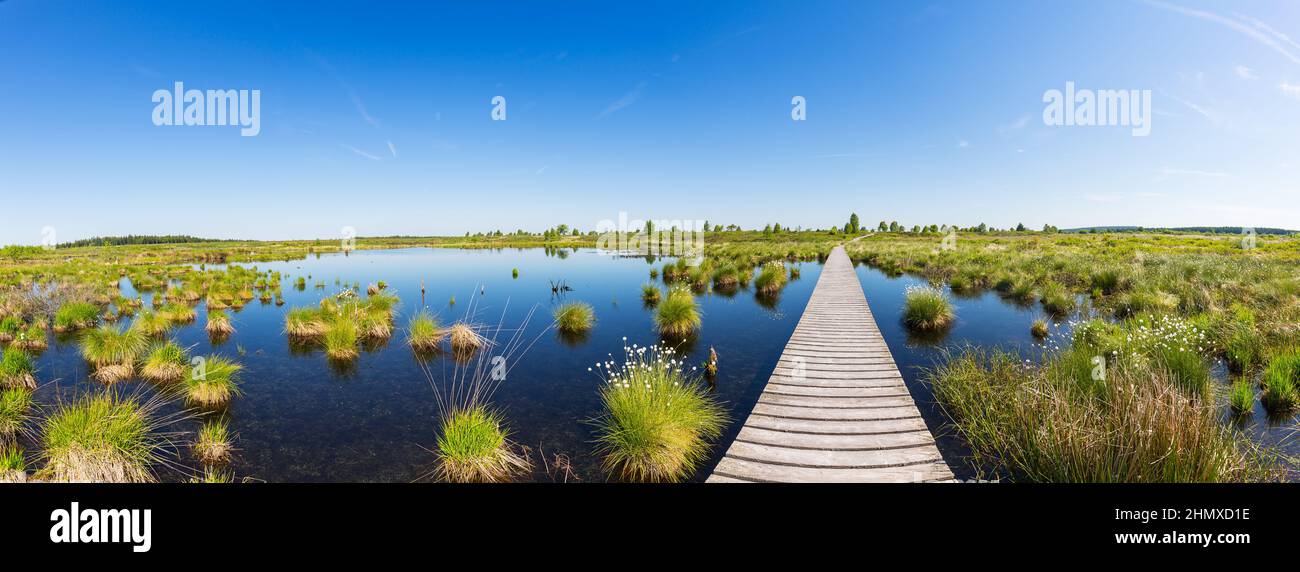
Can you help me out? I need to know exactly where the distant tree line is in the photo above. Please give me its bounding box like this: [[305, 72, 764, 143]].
[[57, 235, 230, 248]]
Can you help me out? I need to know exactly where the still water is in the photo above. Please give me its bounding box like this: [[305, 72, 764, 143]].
[[29, 247, 1279, 482]]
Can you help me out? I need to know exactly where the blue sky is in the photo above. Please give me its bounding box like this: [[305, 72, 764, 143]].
[[1, 0, 1298, 244]]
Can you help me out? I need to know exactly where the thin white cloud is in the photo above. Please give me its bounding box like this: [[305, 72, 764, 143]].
[[1282, 82, 1300, 100], [1235, 65, 1258, 79], [535, 166, 548, 175], [957, 139, 970, 148], [1144, 1, 1300, 64], [1169, 94, 1221, 125], [597, 82, 647, 118], [997, 114, 1031, 134], [342, 144, 382, 161], [386, 140, 398, 158]]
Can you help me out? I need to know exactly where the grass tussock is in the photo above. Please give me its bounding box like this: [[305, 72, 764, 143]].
[[903, 285, 955, 331], [448, 323, 486, 357], [1261, 351, 1300, 415], [140, 341, 189, 383], [205, 309, 234, 335], [553, 301, 595, 334], [592, 343, 726, 482], [38, 392, 163, 483], [0, 387, 34, 439], [80, 324, 148, 383], [435, 406, 530, 483], [184, 355, 242, 407], [0, 347, 37, 389], [653, 289, 701, 337], [641, 283, 661, 305], [193, 418, 232, 465], [406, 310, 446, 351]]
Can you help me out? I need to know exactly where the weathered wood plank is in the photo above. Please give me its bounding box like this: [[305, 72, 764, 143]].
[[709, 245, 952, 483]]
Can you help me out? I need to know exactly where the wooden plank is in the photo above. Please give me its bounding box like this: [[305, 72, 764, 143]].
[[709, 245, 953, 483]]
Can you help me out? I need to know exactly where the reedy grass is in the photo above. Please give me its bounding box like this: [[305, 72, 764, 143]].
[[130, 309, 173, 337], [0, 443, 24, 481], [53, 301, 99, 332], [80, 324, 148, 383], [0, 346, 37, 389], [140, 341, 189, 383], [0, 387, 33, 439], [158, 302, 195, 323], [592, 342, 726, 482], [754, 262, 787, 294], [553, 301, 596, 334], [434, 406, 529, 483], [205, 309, 234, 335], [406, 310, 446, 351], [1229, 379, 1255, 417], [184, 355, 242, 407], [653, 289, 701, 337], [1030, 318, 1049, 339], [284, 306, 327, 338], [190, 466, 233, 483], [193, 418, 232, 465], [928, 348, 1276, 482], [902, 285, 955, 331], [1261, 351, 1300, 415], [38, 392, 166, 483], [323, 319, 359, 361], [448, 322, 486, 357], [641, 283, 662, 305]]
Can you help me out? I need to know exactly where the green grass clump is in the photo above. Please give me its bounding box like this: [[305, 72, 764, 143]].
[[190, 466, 233, 483], [0, 444, 24, 481], [0, 347, 37, 389], [406, 311, 446, 352], [1039, 282, 1075, 316], [641, 283, 662, 305], [654, 289, 701, 337], [38, 392, 160, 482], [158, 302, 196, 323], [754, 262, 787, 294], [593, 343, 726, 482], [903, 286, 955, 331], [553, 301, 595, 334], [185, 355, 243, 407], [53, 302, 99, 332], [1229, 379, 1255, 417], [205, 309, 234, 335], [0, 387, 34, 439], [928, 349, 1275, 482], [193, 419, 232, 465], [140, 341, 189, 383], [1261, 351, 1300, 415], [1030, 319, 1049, 339], [130, 309, 173, 337], [323, 319, 359, 361], [435, 405, 530, 483], [284, 307, 326, 338], [80, 324, 148, 383]]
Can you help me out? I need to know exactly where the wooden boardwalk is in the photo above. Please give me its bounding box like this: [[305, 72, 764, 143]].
[[707, 246, 953, 483]]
